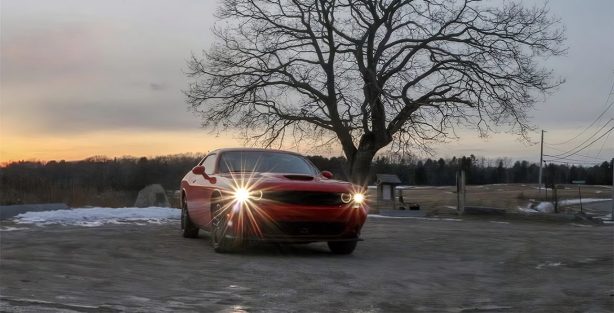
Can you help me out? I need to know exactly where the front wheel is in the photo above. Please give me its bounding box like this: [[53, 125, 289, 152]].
[[211, 199, 239, 253], [328, 240, 357, 255], [181, 200, 199, 238]]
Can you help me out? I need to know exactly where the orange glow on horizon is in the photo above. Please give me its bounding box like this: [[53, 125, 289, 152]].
[[0, 130, 241, 164]]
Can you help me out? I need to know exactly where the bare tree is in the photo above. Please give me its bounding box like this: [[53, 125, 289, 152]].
[[185, 0, 565, 185]]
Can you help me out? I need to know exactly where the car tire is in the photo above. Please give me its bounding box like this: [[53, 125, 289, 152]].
[[328, 240, 357, 255], [181, 199, 199, 238], [211, 198, 237, 253]]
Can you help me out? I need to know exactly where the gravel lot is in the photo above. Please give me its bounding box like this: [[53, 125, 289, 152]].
[[1, 212, 613, 312]]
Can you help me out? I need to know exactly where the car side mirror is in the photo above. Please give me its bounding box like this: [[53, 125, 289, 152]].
[[192, 165, 216, 183], [321, 170, 334, 179], [192, 165, 206, 175]]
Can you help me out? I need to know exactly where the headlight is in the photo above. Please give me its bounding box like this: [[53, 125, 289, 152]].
[[234, 188, 250, 203], [353, 193, 365, 204], [233, 188, 262, 203], [341, 192, 365, 204]]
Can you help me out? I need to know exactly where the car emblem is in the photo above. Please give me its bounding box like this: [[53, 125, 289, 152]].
[[299, 227, 310, 234]]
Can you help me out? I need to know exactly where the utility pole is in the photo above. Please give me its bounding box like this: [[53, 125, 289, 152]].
[[611, 158, 613, 221], [538, 130, 544, 197]]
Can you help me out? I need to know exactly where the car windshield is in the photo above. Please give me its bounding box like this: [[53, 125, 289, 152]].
[[218, 151, 317, 175]]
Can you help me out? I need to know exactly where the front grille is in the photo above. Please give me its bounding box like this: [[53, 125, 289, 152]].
[[264, 191, 343, 206], [261, 222, 346, 236]]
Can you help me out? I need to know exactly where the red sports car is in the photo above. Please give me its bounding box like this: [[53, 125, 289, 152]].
[[180, 148, 368, 254]]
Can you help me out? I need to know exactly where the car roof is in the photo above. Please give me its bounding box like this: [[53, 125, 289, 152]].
[[208, 147, 304, 156]]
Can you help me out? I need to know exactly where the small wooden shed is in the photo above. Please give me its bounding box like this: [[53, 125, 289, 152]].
[[376, 174, 401, 209]]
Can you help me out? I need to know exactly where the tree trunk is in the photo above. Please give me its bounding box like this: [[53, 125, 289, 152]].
[[343, 130, 391, 187], [347, 149, 376, 187]]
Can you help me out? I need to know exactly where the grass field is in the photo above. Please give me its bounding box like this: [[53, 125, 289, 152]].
[[367, 183, 612, 213]]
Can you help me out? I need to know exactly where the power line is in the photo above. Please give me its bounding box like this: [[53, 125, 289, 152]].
[[549, 118, 613, 157], [544, 144, 605, 160], [556, 126, 614, 159], [549, 78, 614, 146], [595, 126, 613, 157]]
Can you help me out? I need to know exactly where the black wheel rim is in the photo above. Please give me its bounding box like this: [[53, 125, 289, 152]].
[[212, 203, 224, 247]]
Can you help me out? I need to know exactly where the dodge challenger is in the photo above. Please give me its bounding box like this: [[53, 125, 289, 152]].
[[180, 148, 368, 254]]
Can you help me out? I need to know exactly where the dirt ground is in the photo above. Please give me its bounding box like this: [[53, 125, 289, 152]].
[[1, 208, 612, 312], [373, 184, 613, 213]]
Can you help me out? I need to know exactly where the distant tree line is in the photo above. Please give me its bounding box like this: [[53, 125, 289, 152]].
[[310, 154, 612, 186], [0, 153, 611, 206], [0, 154, 202, 206]]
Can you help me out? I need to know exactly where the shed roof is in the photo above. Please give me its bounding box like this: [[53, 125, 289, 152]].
[[376, 174, 401, 184]]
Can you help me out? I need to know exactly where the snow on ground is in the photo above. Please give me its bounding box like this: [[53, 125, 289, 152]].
[[532, 187, 553, 191], [558, 198, 610, 206], [519, 198, 610, 213], [13, 207, 180, 227], [535, 202, 554, 213], [518, 206, 540, 213], [569, 223, 593, 228], [518, 202, 553, 213], [535, 261, 564, 270], [0, 226, 29, 232]]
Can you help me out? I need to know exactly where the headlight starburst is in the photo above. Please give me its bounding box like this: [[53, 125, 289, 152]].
[[234, 188, 251, 203], [353, 193, 365, 204]]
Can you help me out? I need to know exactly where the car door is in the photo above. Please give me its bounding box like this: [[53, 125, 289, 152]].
[[186, 154, 217, 228]]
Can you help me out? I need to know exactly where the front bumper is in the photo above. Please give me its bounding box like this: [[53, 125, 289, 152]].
[[224, 201, 367, 242]]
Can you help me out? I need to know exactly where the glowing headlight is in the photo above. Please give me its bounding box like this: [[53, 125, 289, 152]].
[[234, 188, 250, 203], [233, 188, 263, 203], [342, 192, 365, 204], [353, 193, 365, 204]]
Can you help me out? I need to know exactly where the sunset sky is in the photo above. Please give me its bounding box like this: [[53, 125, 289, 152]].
[[1, 0, 613, 165]]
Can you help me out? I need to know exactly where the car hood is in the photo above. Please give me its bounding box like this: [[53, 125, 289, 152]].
[[218, 172, 357, 193]]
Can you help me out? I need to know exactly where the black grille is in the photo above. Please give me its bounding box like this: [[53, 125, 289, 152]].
[[264, 191, 343, 206], [262, 222, 346, 236]]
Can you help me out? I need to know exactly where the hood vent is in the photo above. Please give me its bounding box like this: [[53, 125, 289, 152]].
[[283, 175, 314, 181]]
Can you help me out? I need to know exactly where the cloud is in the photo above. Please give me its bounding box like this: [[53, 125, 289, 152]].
[[0, 24, 108, 85], [14, 98, 199, 134]]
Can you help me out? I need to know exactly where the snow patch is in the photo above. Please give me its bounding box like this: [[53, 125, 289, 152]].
[[532, 186, 553, 191], [569, 223, 593, 228], [518, 202, 553, 213], [596, 213, 613, 223], [559, 198, 609, 206], [13, 207, 180, 227], [0, 226, 29, 232], [519, 198, 609, 213], [535, 202, 554, 213], [535, 261, 563, 269], [518, 206, 538, 213]]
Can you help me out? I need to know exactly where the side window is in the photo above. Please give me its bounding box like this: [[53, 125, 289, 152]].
[[202, 154, 217, 175]]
